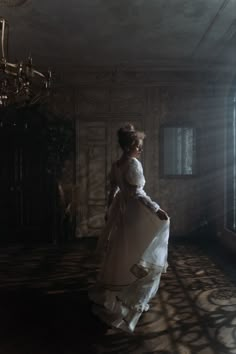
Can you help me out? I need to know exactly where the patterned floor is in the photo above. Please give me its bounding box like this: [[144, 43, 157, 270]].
[[0, 240, 235, 354]]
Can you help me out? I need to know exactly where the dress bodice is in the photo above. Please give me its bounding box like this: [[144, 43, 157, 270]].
[[113, 157, 145, 194], [110, 157, 159, 213]]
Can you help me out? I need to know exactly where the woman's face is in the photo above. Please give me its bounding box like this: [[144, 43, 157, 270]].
[[130, 139, 143, 158]]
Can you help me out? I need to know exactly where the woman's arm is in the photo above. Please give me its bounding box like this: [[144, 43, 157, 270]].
[[136, 188, 169, 220], [125, 158, 169, 220]]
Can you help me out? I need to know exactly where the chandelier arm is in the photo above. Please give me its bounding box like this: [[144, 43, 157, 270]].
[[1, 22, 4, 59], [32, 69, 47, 79], [1, 19, 5, 59], [1, 19, 6, 59], [4, 64, 18, 76], [4, 62, 47, 80], [5, 62, 18, 68]]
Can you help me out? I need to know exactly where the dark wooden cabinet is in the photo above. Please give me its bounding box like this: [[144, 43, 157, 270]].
[[0, 108, 54, 243]]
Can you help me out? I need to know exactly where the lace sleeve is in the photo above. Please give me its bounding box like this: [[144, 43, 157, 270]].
[[125, 158, 145, 188], [125, 158, 160, 213], [137, 190, 160, 213]]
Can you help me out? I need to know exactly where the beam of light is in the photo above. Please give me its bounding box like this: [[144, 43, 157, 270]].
[[233, 96, 236, 229]]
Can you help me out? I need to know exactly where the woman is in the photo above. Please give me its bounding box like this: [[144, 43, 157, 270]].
[[89, 124, 170, 333]]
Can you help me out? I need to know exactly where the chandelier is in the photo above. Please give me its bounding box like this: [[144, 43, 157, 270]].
[[0, 18, 51, 107]]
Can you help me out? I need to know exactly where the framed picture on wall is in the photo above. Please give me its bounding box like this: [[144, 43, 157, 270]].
[[160, 125, 197, 177]]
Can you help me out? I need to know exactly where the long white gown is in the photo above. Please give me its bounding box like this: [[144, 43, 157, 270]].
[[89, 157, 170, 333]]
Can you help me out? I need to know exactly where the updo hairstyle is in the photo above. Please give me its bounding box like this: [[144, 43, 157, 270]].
[[117, 123, 145, 152]]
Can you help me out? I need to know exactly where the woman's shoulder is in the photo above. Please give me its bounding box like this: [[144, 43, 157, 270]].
[[131, 157, 141, 163], [113, 157, 142, 172], [128, 157, 142, 168], [125, 158, 145, 186], [126, 158, 143, 177]]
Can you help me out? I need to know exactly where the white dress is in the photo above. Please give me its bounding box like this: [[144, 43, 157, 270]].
[[89, 157, 170, 333]]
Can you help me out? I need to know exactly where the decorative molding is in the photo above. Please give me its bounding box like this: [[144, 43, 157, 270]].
[[110, 88, 146, 113], [75, 89, 110, 114], [54, 62, 234, 89]]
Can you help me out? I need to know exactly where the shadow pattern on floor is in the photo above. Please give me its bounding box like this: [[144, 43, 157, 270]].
[[0, 242, 235, 353]]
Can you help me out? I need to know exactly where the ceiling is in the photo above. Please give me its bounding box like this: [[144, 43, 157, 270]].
[[0, 0, 236, 74]]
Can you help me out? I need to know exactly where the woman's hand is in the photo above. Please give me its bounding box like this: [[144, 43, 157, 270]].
[[156, 208, 169, 220]]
